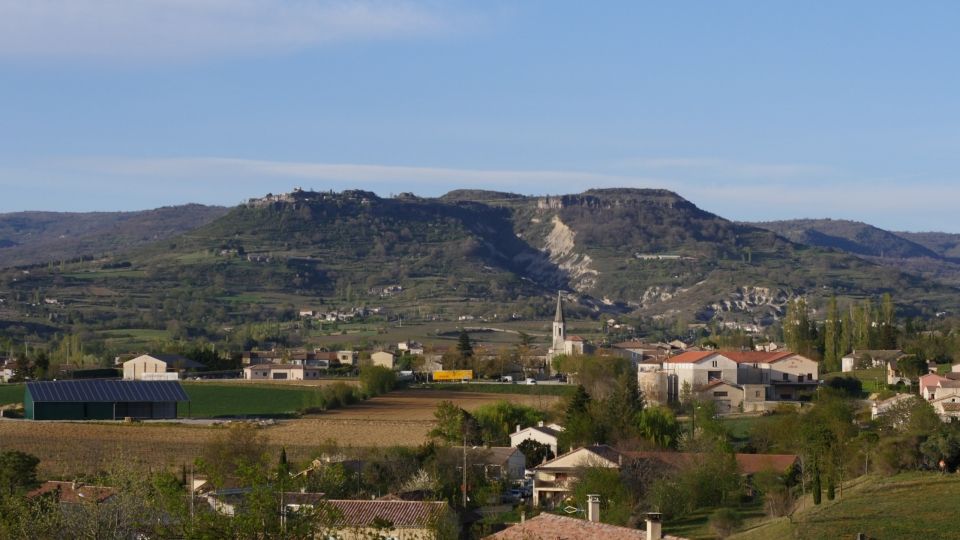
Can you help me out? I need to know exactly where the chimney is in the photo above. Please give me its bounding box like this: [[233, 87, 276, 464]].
[[520, 510, 526, 523], [646, 512, 662, 540], [538, 420, 544, 428], [586, 494, 600, 523], [516, 424, 521, 434]]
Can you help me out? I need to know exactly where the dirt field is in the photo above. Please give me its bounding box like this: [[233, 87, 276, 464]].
[[0, 390, 562, 477]]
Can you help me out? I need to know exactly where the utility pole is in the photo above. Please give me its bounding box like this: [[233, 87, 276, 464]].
[[462, 428, 468, 508]]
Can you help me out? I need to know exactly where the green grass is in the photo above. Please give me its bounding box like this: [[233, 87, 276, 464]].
[[0, 384, 24, 406], [64, 270, 146, 279], [413, 383, 575, 397], [727, 472, 960, 540], [666, 501, 767, 540], [824, 367, 887, 393], [178, 383, 330, 418]]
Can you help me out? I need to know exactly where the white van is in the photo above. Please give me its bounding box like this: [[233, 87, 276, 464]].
[[525, 377, 537, 385]]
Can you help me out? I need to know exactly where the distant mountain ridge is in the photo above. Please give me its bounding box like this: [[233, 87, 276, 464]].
[[2, 189, 959, 336], [751, 218, 960, 286], [0, 205, 229, 268]]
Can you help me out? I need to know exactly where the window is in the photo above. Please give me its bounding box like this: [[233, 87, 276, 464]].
[[711, 360, 718, 367], [782, 373, 789, 381], [708, 371, 722, 381], [755, 391, 761, 398], [713, 391, 728, 397], [807, 373, 813, 381]]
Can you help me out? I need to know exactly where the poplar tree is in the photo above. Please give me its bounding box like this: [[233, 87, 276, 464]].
[[823, 297, 841, 373]]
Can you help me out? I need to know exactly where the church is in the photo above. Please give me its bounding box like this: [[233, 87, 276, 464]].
[[547, 292, 592, 359]]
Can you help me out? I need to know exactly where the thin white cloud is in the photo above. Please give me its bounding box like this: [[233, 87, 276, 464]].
[[0, 0, 458, 61], [616, 157, 834, 180], [6, 156, 960, 232], [63, 156, 662, 193]]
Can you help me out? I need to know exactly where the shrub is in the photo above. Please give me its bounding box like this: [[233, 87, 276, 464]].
[[708, 507, 742, 539]]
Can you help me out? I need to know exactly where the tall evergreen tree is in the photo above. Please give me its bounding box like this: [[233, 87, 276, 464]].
[[823, 297, 841, 373], [456, 330, 473, 359]]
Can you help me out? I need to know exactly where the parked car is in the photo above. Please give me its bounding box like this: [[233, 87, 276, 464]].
[[525, 378, 537, 385], [501, 375, 514, 383]]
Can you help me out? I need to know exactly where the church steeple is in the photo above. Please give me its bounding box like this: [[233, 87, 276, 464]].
[[552, 291, 565, 350]]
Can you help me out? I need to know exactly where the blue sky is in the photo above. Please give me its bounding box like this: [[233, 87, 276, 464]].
[[1, 1, 959, 232]]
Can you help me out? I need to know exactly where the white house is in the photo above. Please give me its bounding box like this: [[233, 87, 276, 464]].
[[510, 421, 563, 456], [661, 351, 739, 401], [243, 364, 325, 381], [123, 354, 204, 381]]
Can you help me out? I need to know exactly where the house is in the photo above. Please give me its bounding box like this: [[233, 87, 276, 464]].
[[487, 508, 686, 540], [0, 358, 14, 383], [871, 393, 916, 420], [24, 380, 189, 420], [398, 341, 425, 355], [918, 373, 960, 401], [696, 380, 744, 414], [886, 356, 916, 386], [930, 394, 960, 422], [532, 445, 798, 508], [123, 353, 204, 381], [641, 350, 820, 410], [27, 481, 115, 505], [661, 351, 739, 401], [509, 422, 563, 456], [307, 500, 455, 540], [453, 446, 526, 483], [337, 350, 359, 366], [531, 445, 623, 507], [371, 351, 396, 370], [725, 351, 819, 401], [841, 349, 905, 372], [243, 364, 325, 381]]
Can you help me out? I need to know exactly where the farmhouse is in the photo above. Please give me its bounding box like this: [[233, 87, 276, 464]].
[[24, 380, 189, 420], [123, 353, 204, 380]]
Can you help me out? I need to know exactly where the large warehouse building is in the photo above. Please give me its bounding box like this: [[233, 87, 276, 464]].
[[24, 380, 190, 420]]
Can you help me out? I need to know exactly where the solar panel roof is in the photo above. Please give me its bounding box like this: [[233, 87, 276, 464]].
[[26, 380, 190, 403]]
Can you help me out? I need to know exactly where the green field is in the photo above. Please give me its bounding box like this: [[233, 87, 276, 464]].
[[729, 473, 960, 540], [824, 367, 887, 393], [178, 383, 330, 418], [0, 384, 24, 406], [414, 383, 575, 397]]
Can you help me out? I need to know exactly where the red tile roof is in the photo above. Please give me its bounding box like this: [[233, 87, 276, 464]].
[[718, 351, 795, 364], [486, 513, 648, 540], [322, 500, 449, 529], [698, 380, 739, 391], [27, 481, 115, 504], [623, 451, 798, 475], [664, 351, 718, 364]]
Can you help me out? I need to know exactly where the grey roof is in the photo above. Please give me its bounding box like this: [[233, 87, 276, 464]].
[[26, 380, 189, 403], [554, 291, 565, 324]]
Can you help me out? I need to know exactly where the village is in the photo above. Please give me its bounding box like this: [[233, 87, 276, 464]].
[[2, 292, 958, 539]]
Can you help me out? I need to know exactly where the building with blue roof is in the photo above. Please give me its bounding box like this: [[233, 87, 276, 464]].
[[24, 380, 190, 420]]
